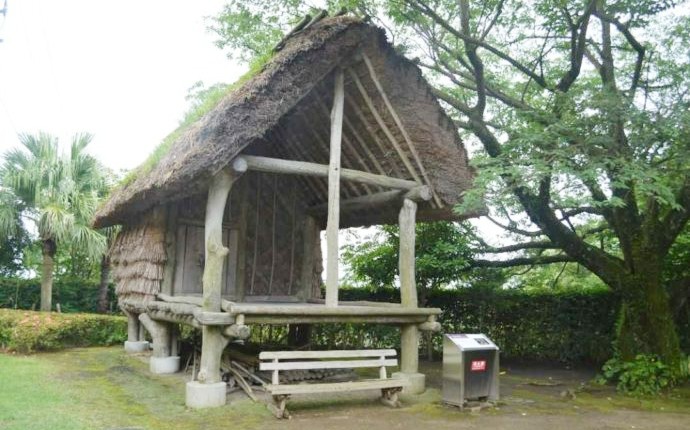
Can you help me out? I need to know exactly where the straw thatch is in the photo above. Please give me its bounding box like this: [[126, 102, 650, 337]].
[[93, 15, 475, 229], [110, 208, 167, 310]]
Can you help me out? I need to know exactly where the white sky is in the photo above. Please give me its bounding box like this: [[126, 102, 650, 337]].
[[0, 0, 244, 173], [0, 0, 504, 280]]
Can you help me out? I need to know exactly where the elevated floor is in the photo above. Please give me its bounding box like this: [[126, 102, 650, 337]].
[[120, 294, 441, 327]]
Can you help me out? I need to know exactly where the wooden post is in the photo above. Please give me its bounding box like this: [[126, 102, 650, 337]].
[[125, 310, 139, 342], [400, 324, 419, 374], [396, 198, 424, 392], [399, 198, 418, 308], [299, 216, 318, 301], [161, 204, 178, 295], [325, 69, 344, 307], [235, 179, 249, 301], [198, 169, 236, 384]]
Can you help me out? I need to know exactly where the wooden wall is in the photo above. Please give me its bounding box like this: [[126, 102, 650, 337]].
[[168, 171, 322, 301]]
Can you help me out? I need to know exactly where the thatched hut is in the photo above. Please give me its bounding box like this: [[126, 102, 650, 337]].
[[94, 15, 475, 408]]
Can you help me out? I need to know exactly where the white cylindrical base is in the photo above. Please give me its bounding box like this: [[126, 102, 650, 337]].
[[149, 356, 180, 374], [393, 372, 426, 394], [124, 340, 149, 353], [186, 381, 227, 408]]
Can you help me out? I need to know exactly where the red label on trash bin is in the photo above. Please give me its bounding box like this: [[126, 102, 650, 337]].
[[471, 360, 487, 372]]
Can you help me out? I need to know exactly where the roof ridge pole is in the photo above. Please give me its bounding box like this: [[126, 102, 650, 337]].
[[325, 68, 345, 307]]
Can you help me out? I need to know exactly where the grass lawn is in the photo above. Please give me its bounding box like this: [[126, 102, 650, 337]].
[[0, 348, 268, 430], [0, 347, 688, 430]]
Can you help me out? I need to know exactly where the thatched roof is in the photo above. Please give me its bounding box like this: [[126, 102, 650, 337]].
[[93, 16, 475, 229]]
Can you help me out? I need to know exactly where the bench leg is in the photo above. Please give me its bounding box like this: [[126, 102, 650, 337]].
[[380, 387, 402, 408], [270, 395, 291, 419]]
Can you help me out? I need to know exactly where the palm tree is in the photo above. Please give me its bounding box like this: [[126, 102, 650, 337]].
[[0, 132, 108, 311]]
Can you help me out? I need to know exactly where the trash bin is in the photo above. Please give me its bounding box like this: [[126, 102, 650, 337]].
[[442, 333, 499, 408]]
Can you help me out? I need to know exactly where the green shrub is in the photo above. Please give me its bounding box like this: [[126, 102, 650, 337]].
[[597, 354, 679, 396], [0, 309, 127, 353], [0, 278, 117, 313]]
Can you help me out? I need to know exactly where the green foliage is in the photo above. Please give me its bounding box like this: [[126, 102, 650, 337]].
[[0, 309, 126, 353], [0, 278, 117, 313], [598, 354, 681, 396], [343, 222, 503, 302], [252, 287, 627, 364], [208, 0, 362, 63], [0, 133, 109, 258]]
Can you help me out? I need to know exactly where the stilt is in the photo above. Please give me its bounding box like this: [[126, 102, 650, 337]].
[[123, 310, 149, 353], [186, 168, 240, 408], [139, 313, 180, 374], [392, 198, 425, 393]]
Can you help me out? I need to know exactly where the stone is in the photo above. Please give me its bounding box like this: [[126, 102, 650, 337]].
[[124, 341, 149, 353], [186, 381, 227, 408], [149, 356, 180, 374], [392, 371, 425, 394]]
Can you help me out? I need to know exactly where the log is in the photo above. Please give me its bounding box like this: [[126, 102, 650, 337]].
[[326, 68, 345, 308], [222, 323, 251, 339], [360, 53, 442, 207], [307, 186, 431, 215], [399, 199, 418, 308], [235, 155, 419, 190], [199, 169, 237, 384]]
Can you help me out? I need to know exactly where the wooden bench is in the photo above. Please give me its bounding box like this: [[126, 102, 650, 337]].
[[259, 349, 406, 418]]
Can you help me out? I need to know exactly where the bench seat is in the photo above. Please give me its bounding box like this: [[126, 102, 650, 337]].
[[266, 378, 406, 396], [259, 348, 405, 418]]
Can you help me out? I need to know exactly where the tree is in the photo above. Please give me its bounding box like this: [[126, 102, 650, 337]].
[[343, 222, 503, 304], [210, 0, 690, 369], [0, 133, 108, 311]]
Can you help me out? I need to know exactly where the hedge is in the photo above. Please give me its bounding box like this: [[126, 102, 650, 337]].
[[309, 287, 621, 364], [0, 278, 117, 313], [0, 309, 127, 353]]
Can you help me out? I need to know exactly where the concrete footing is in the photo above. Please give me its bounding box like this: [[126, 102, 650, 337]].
[[186, 381, 227, 408], [149, 356, 180, 374], [124, 340, 149, 353], [393, 372, 426, 394]]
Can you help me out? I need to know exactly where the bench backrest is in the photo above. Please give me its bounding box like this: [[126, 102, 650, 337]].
[[259, 349, 398, 385]]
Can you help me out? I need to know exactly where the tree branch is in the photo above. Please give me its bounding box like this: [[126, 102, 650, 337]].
[[410, 0, 551, 90], [468, 254, 575, 269]]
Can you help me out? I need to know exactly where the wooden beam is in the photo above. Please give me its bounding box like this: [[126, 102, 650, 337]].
[[161, 203, 178, 295], [199, 168, 238, 384], [399, 198, 417, 308], [345, 96, 407, 180], [272, 126, 332, 200], [307, 186, 431, 215], [202, 169, 236, 312], [360, 53, 443, 207], [235, 155, 420, 191], [309, 97, 374, 194], [348, 68, 423, 186], [294, 109, 361, 197], [326, 69, 345, 308], [299, 216, 318, 301], [235, 179, 248, 301]]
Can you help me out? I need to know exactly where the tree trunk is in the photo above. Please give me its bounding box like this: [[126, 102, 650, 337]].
[[615, 258, 681, 367], [97, 255, 111, 313], [40, 239, 57, 312]]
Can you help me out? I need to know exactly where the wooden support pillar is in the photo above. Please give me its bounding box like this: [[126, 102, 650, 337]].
[[400, 324, 419, 374], [325, 68, 345, 307], [399, 198, 418, 308], [139, 313, 171, 358], [198, 169, 237, 384], [395, 198, 425, 393], [125, 310, 140, 342], [299, 216, 318, 301]]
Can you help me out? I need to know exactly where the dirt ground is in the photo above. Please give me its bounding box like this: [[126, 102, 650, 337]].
[[2, 347, 689, 430], [253, 360, 690, 430]]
